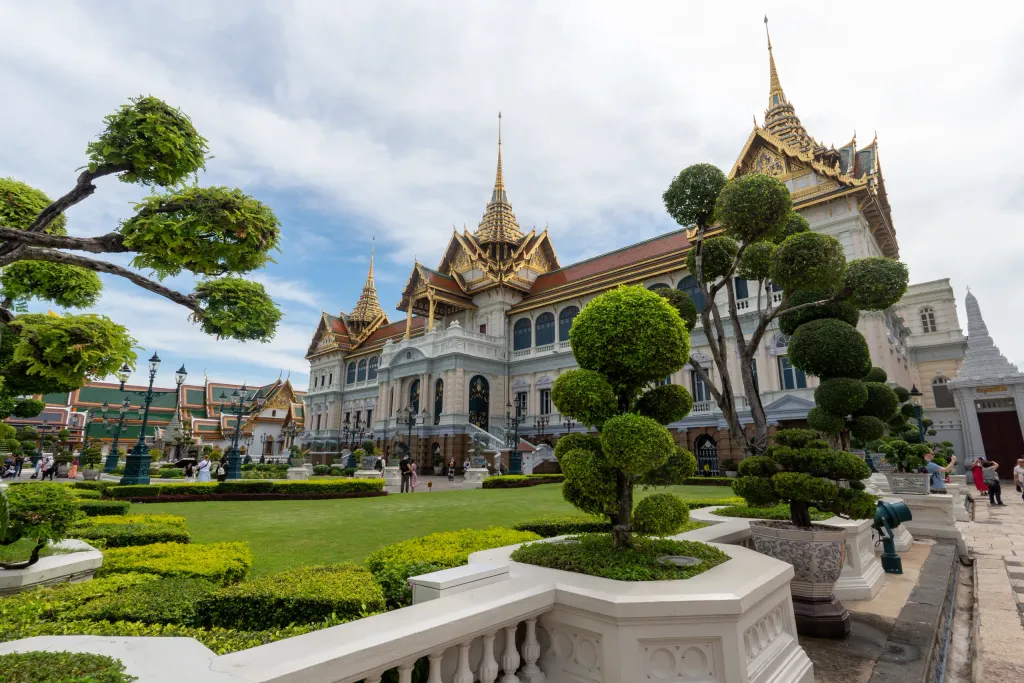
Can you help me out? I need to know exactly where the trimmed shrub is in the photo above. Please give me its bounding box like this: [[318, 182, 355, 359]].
[[714, 172, 791, 242], [710, 503, 833, 522], [856, 382, 899, 420], [366, 528, 540, 608], [216, 480, 274, 494], [329, 466, 344, 476], [72, 522, 191, 548], [266, 479, 383, 494], [97, 542, 252, 585], [68, 489, 102, 500], [863, 366, 888, 383], [844, 257, 910, 310], [550, 369, 617, 429], [69, 576, 216, 626], [163, 483, 217, 496], [158, 468, 185, 479], [682, 476, 733, 486], [641, 447, 698, 487], [770, 232, 846, 293], [3, 484, 83, 565], [513, 516, 612, 537], [200, 563, 385, 630], [312, 464, 330, 475], [814, 377, 869, 416], [851, 415, 886, 442], [634, 384, 694, 425], [631, 493, 690, 535], [685, 235, 739, 282], [71, 514, 187, 529], [0, 651, 134, 683], [788, 318, 872, 379], [481, 474, 564, 489], [807, 407, 847, 434], [105, 485, 160, 498], [75, 500, 131, 517]]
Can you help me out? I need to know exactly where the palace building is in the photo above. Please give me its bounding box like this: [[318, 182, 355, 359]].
[[303, 33, 998, 472]]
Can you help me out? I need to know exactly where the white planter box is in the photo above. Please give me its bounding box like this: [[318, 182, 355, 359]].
[[885, 472, 930, 495], [0, 540, 103, 597], [464, 467, 490, 488], [285, 467, 308, 480]]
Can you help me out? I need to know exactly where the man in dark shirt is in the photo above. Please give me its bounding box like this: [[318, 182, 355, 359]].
[[399, 454, 412, 493]]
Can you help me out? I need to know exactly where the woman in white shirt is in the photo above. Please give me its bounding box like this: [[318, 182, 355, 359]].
[[197, 456, 212, 482], [1014, 458, 1024, 500]]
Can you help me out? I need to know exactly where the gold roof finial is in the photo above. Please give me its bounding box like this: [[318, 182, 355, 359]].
[[765, 16, 787, 109], [349, 238, 384, 326], [474, 112, 524, 245]]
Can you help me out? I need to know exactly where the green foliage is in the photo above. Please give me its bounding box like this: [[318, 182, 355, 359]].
[[510, 534, 728, 581], [71, 514, 186, 529], [807, 407, 846, 435], [711, 503, 832, 521], [12, 398, 46, 418], [513, 516, 612, 537], [97, 542, 252, 585], [558, 447, 618, 516], [568, 285, 689, 404], [0, 423, 14, 440], [662, 163, 727, 228], [856, 382, 900, 420], [69, 576, 216, 626], [657, 288, 698, 330], [200, 563, 385, 630], [365, 528, 540, 607], [770, 232, 846, 293], [0, 261, 103, 309], [361, 439, 375, 455], [814, 377, 869, 416], [600, 413, 674, 478], [122, 186, 280, 278], [851, 415, 886, 442], [778, 289, 859, 336], [879, 439, 927, 473], [715, 173, 792, 242], [312, 464, 331, 475], [685, 235, 739, 282], [550, 369, 617, 428], [105, 485, 160, 498], [0, 177, 68, 234], [68, 489, 101, 500], [86, 95, 209, 186], [72, 522, 191, 548], [480, 474, 564, 489], [737, 241, 774, 281], [193, 277, 281, 342], [771, 210, 811, 244], [3, 483, 82, 550], [863, 366, 888, 383], [0, 651, 135, 683], [788, 318, 872, 379], [635, 384, 693, 425], [844, 257, 910, 310], [158, 468, 184, 479], [631, 493, 690, 535], [7, 314, 137, 392], [79, 446, 103, 468], [641, 445, 698, 488], [893, 385, 911, 403], [102, 478, 384, 499]]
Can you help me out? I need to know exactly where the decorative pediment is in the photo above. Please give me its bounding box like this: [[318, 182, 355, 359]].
[[536, 375, 555, 388], [762, 394, 816, 415], [691, 350, 713, 366], [512, 378, 530, 390], [306, 312, 352, 358]]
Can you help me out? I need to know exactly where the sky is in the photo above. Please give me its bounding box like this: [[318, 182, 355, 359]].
[[1, 1, 1023, 391]]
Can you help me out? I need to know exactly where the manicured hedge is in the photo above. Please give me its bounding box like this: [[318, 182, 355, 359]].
[[71, 513, 187, 529], [106, 485, 161, 498], [75, 500, 131, 517], [513, 516, 612, 537], [710, 503, 832, 522], [200, 563, 386, 630], [103, 479, 385, 501], [69, 576, 216, 626], [683, 497, 746, 509], [0, 651, 134, 683], [70, 481, 113, 493], [72, 522, 191, 548], [481, 474, 564, 489], [158, 468, 185, 479], [682, 477, 734, 486], [67, 488, 102, 500], [216, 480, 275, 494], [366, 527, 540, 608], [97, 542, 252, 585]]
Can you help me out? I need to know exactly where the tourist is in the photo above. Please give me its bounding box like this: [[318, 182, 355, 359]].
[[197, 455, 211, 482], [13, 453, 23, 478], [1, 457, 14, 479], [447, 456, 456, 482], [216, 456, 229, 483], [924, 451, 956, 494], [399, 453, 412, 493], [971, 458, 988, 494], [183, 460, 195, 482], [41, 454, 56, 481], [1014, 458, 1024, 500], [410, 459, 418, 492], [31, 456, 42, 479], [981, 460, 1004, 505], [374, 454, 384, 478]]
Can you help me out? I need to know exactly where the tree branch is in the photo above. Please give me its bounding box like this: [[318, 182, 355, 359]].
[[28, 164, 130, 234], [688, 359, 723, 405], [14, 247, 201, 313], [0, 226, 128, 254]]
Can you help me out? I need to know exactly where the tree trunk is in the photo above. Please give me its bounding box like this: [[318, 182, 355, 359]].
[[612, 471, 633, 549], [0, 538, 45, 570], [789, 501, 812, 529]]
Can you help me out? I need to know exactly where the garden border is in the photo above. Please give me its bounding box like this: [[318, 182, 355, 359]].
[[119, 491, 388, 504]]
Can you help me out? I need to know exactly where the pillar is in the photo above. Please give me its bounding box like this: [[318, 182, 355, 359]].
[[405, 299, 413, 339], [428, 295, 436, 332]]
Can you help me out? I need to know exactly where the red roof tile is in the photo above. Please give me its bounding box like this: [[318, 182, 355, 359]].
[[421, 267, 467, 296], [361, 316, 427, 346]]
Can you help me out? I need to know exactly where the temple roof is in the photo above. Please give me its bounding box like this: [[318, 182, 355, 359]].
[[954, 290, 1020, 382], [473, 113, 524, 245], [348, 239, 387, 327]]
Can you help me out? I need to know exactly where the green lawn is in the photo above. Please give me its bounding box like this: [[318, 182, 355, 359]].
[[140, 483, 732, 575]]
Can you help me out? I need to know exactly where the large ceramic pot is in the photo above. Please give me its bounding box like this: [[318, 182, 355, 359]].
[[749, 520, 850, 638], [884, 472, 930, 495], [81, 469, 101, 481]]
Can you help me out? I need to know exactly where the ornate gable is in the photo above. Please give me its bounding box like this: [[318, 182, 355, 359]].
[[306, 312, 352, 358]]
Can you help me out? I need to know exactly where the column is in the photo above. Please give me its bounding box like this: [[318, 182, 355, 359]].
[[428, 295, 436, 332], [405, 299, 413, 339]]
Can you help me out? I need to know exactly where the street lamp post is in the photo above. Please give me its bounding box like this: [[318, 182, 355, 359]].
[[562, 416, 575, 435], [243, 433, 254, 464], [121, 355, 187, 485], [218, 384, 264, 480], [281, 422, 300, 464], [399, 408, 416, 465], [535, 414, 550, 443], [909, 384, 926, 444], [101, 397, 132, 473], [506, 401, 526, 475]]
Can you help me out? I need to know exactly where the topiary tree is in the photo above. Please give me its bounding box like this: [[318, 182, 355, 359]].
[[552, 285, 696, 548], [733, 429, 874, 528], [661, 164, 909, 455], [80, 446, 103, 470], [0, 96, 283, 405], [631, 493, 690, 536], [0, 483, 82, 569]]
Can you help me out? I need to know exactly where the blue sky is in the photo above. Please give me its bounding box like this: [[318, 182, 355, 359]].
[[2, 1, 1023, 391]]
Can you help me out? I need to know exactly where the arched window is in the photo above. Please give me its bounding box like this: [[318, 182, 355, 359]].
[[648, 283, 670, 290], [389, 387, 395, 417], [695, 435, 719, 476], [677, 275, 705, 311], [356, 359, 367, 382], [368, 356, 379, 380], [346, 362, 356, 384], [434, 379, 444, 425], [535, 313, 555, 346], [932, 375, 955, 408], [408, 379, 420, 414], [920, 306, 937, 334], [513, 319, 532, 350], [558, 306, 579, 341]]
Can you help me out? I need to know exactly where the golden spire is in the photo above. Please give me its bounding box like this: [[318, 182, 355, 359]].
[[349, 238, 384, 326], [761, 17, 816, 155], [474, 112, 523, 245], [765, 16, 787, 109]]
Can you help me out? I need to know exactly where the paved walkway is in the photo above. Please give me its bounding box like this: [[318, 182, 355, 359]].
[[956, 482, 1024, 680]]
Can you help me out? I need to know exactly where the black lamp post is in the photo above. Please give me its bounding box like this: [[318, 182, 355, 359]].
[[909, 384, 926, 444], [101, 397, 132, 473], [217, 384, 264, 480], [243, 433, 254, 464], [535, 414, 550, 443], [506, 401, 526, 475], [562, 416, 575, 435], [398, 408, 416, 465], [281, 422, 301, 463], [121, 354, 186, 485]]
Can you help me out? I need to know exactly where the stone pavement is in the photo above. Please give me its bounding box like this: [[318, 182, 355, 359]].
[[956, 482, 1024, 681]]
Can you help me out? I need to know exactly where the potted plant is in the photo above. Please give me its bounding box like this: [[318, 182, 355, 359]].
[[79, 447, 103, 480], [0, 483, 82, 569], [720, 458, 738, 478], [879, 440, 932, 494], [53, 448, 74, 477]]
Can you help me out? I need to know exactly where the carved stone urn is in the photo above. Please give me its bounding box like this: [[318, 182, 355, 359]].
[[749, 520, 850, 638]]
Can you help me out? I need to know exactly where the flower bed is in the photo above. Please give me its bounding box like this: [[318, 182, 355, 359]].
[[481, 474, 564, 489], [510, 534, 729, 580], [97, 542, 252, 585], [710, 503, 833, 522], [102, 479, 386, 502], [0, 651, 134, 683]]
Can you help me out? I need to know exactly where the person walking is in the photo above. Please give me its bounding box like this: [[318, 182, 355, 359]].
[[183, 460, 195, 482], [923, 450, 956, 494], [447, 456, 456, 482], [1014, 458, 1024, 501], [42, 455, 56, 481], [216, 456, 229, 483], [197, 455, 211, 482], [374, 454, 384, 479], [31, 455, 42, 479], [981, 460, 1004, 506], [13, 453, 24, 479], [399, 453, 412, 493], [410, 460, 418, 492], [971, 458, 988, 494]]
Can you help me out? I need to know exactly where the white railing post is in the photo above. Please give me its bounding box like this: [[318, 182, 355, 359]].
[[365, 672, 383, 683], [427, 651, 444, 683], [500, 624, 521, 683], [520, 618, 544, 682], [397, 661, 415, 683], [453, 642, 473, 683], [479, 631, 500, 683]]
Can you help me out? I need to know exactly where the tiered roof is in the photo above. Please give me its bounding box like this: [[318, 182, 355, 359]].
[[473, 113, 524, 245]]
